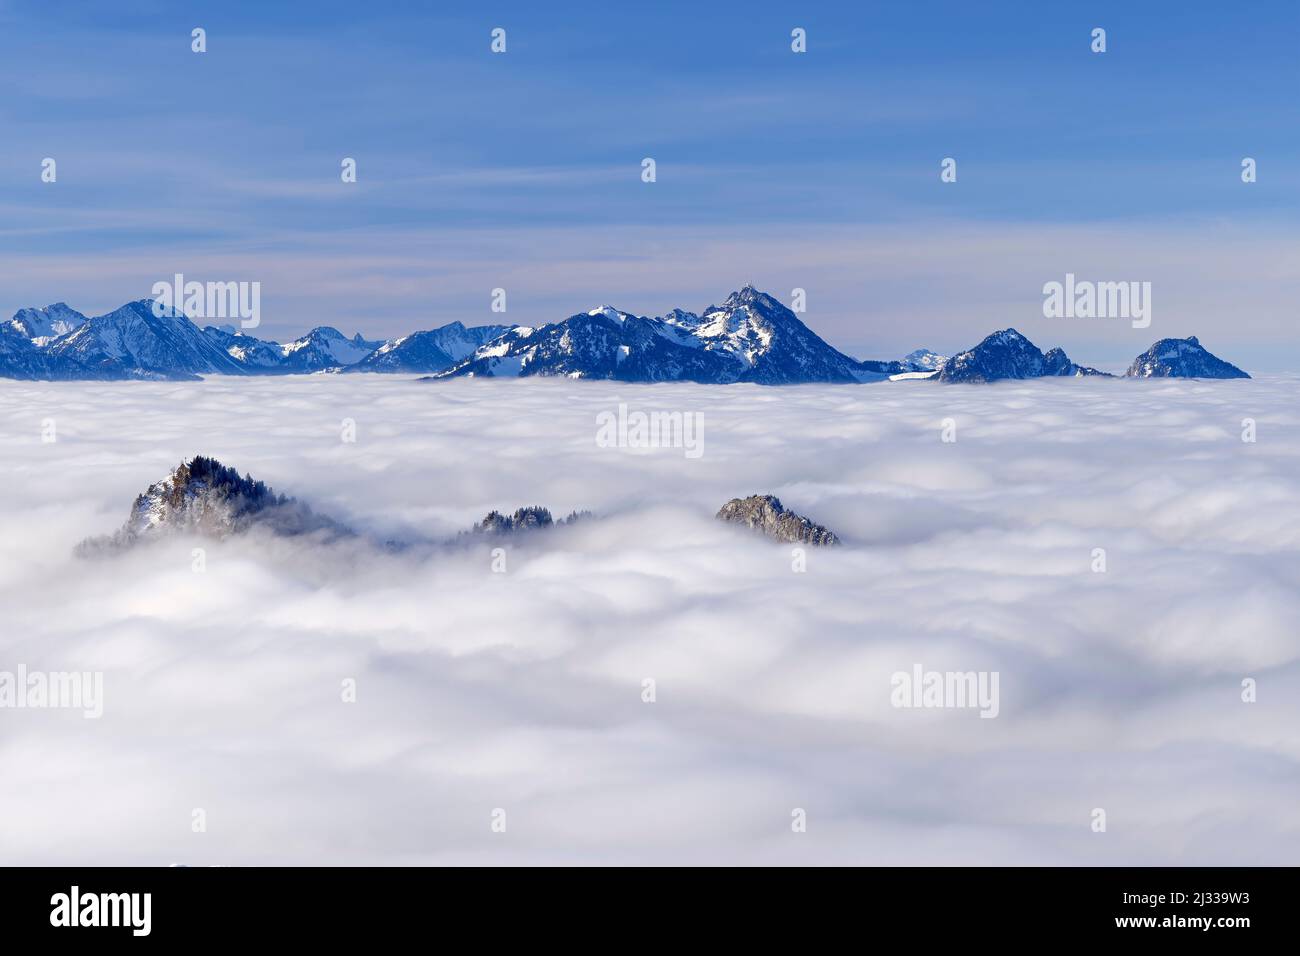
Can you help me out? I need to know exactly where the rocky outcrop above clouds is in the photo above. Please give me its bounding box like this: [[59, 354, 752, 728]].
[[77, 456, 349, 554], [715, 495, 840, 546], [936, 329, 1110, 383], [1125, 336, 1250, 379]]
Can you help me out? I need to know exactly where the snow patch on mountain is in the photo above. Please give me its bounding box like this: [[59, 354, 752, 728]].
[[349, 321, 509, 374], [902, 348, 946, 371], [9, 303, 87, 345]]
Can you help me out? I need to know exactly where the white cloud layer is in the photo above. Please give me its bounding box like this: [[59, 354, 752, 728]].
[[1, 373, 1298, 864]]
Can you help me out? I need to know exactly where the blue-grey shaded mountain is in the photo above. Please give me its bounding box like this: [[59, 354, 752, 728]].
[[901, 348, 946, 371], [8, 302, 87, 344], [0, 322, 50, 379], [278, 327, 382, 372], [855, 358, 909, 375], [1125, 336, 1249, 379], [0, 297, 509, 380], [200, 324, 382, 375], [349, 321, 508, 373], [44, 300, 249, 380], [856, 348, 947, 378], [937, 329, 1109, 383], [202, 325, 290, 371]]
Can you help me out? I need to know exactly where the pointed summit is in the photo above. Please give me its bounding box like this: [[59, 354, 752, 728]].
[[692, 288, 863, 383], [938, 328, 1108, 382], [586, 306, 627, 322], [431, 288, 870, 385], [721, 284, 776, 311], [716, 495, 841, 546], [1126, 336, 1247, 378]]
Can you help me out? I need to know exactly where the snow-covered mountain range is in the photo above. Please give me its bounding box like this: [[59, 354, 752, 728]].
[[931, 328, 1248, 382], [0, 288, 1250, 383], [431, 288, 889, 384], [0, 297, 503, 381]]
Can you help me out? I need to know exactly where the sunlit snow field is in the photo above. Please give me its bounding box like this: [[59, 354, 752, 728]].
[[1, 373, 1298, 864]]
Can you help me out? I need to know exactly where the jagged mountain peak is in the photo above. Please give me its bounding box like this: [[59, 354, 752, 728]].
[[586, 306, 629, 322], [661, 308, 701, 328], [725, 283, 767, 303], [432, 288, 876, 385], [76, 455, 349, 554], [716, 494, 841, 546], [349, 319, 510, 374], [938, 328, 1109, 383], [280, 326, 381, 370], [709, 285, 787, 317], [43, 298, 246, 380], [8, 302, 87, 344], [1126, 335, 1249, 379]]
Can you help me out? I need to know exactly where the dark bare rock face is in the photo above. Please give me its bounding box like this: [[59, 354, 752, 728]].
[[715, 495, 840, 546]]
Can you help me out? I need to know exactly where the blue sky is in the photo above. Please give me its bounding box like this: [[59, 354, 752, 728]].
[[2, 0, 1298, 368]]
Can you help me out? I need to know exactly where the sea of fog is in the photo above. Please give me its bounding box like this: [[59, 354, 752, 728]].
[[1, 373, 1298, 864]]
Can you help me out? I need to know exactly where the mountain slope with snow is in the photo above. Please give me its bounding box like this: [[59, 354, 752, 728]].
[[902, 348, 946, 371], [0, 291, 1254, 385], [1125, 336, 1250, 379], [8, 303, 87, 345], [937, 329, 1109, 383], [349, 321, 509, 374], [44, 300, 249, 380], [432, 307, 743, 382], [279, 327, 382, 372], [203, 325, 289, 371], [0, 323, 48, 379], [435, 289, 887, 384], [693, 286, 866, 384]]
